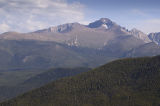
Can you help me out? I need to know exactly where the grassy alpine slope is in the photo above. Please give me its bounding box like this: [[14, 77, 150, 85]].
[[1, 56, 160, 106]]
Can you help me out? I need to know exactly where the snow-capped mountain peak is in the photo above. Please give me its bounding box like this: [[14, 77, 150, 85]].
[[88, 18, 116, 29]]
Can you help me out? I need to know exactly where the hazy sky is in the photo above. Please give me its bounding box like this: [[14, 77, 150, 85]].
[[0, 0, 160, 34]]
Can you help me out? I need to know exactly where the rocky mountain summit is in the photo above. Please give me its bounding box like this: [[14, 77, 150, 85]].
[[0, 18, 159, 69]]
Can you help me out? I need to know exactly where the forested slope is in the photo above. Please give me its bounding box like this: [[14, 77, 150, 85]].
[[1, 56, 160, 106]]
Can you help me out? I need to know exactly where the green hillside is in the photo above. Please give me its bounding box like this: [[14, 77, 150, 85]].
[[1, 56, 160, 106]]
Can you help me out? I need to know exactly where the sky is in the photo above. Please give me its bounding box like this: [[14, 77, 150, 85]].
[[0, 0, 160, 34]]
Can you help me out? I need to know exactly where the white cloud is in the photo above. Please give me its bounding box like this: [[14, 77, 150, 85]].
[[0, 0, 85, 33], [135, 19, 160, 34], [131, 9, 148, 17], [79, 20, 90, 25], [0, 23, 10, 32], [145, 19, 160, 24], [126, 9, 160, 34]]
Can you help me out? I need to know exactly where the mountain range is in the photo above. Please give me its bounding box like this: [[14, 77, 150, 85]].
[[0, 18, 160, 69], [0, 18, 160, 103], [0, 18, 153, 48]]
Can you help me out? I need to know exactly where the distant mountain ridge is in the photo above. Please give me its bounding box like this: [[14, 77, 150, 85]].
[[129, 28, 151, 43], [148, 32, 160, 45], [0, 18, 152, 48], [35, 23, 82, 33], [0, 18, 159, 69]]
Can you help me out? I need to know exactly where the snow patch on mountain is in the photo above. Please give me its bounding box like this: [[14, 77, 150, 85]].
[[88, 18, 116, 29], [65, 35, 80, 47], [101, 24, 109, 29]]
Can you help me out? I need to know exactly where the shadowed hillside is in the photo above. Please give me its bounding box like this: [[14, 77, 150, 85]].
[[0, 67, 90, 102]]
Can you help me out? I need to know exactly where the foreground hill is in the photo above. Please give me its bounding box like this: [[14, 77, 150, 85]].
[[1, 56, 160, 106], [0, 67, 90, 102]]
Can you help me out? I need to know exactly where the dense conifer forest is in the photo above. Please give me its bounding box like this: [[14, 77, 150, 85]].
[[1, 56, 160, 106]]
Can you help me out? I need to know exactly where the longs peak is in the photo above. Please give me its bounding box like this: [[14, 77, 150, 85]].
[[88, 18, 116, 28]]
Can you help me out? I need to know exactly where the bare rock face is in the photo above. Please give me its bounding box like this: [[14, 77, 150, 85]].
[[129, 28, 151, 43], [148, 32, 160, 45], [35, 23, 82, 33]]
